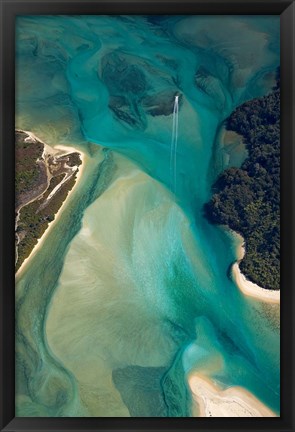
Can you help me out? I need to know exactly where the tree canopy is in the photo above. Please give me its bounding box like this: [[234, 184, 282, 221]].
[[204, 74, 280, 290]]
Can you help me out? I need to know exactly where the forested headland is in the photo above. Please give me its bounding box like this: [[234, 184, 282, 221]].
[[205, 72, 280, 290]]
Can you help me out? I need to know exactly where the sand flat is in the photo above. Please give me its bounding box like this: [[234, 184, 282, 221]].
[[188, 373, 277, 417]]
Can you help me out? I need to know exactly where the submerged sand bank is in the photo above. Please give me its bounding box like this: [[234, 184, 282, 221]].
[[188, 373, 277, 417]]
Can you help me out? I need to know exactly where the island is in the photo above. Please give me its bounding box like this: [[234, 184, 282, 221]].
[[204, 73, 280, 291], [15, 130, 83, 273]]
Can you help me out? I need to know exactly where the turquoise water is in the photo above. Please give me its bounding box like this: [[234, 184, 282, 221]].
[[15, 15, 280, 416]]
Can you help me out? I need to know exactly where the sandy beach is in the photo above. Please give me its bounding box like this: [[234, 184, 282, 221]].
[[232, 263, 280, 303], [231, 232, 280, 304], [21, 129, 47, 146], [16, 136, 87, 278], [188, 373, 277, 417]]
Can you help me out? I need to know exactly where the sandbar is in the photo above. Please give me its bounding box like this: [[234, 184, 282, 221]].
[[188, 373, 277, 417], [16, 135, 87, 278]]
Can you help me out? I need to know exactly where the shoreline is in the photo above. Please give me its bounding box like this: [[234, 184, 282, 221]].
[[188, 373, 277, 417], [230, 231, 280, 304], [16, 134, 87, 278]]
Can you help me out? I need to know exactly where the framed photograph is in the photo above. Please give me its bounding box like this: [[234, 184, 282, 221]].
[[1, 0, 294, 431]]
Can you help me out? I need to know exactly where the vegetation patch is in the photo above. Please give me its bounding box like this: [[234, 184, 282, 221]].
[[15, 131, 82, 272], [204, 72, 280, 290]]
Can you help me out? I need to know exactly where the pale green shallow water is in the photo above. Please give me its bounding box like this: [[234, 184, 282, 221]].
[[15, 15, 280, 417]]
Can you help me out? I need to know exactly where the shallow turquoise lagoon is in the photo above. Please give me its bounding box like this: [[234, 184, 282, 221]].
[[15, 15, 280, 417]]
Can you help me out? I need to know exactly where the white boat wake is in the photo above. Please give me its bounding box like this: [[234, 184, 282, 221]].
[[170, 95, 179, 193]]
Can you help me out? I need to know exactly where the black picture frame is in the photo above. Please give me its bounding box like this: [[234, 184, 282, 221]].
[[0, 0, 294, 431]]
